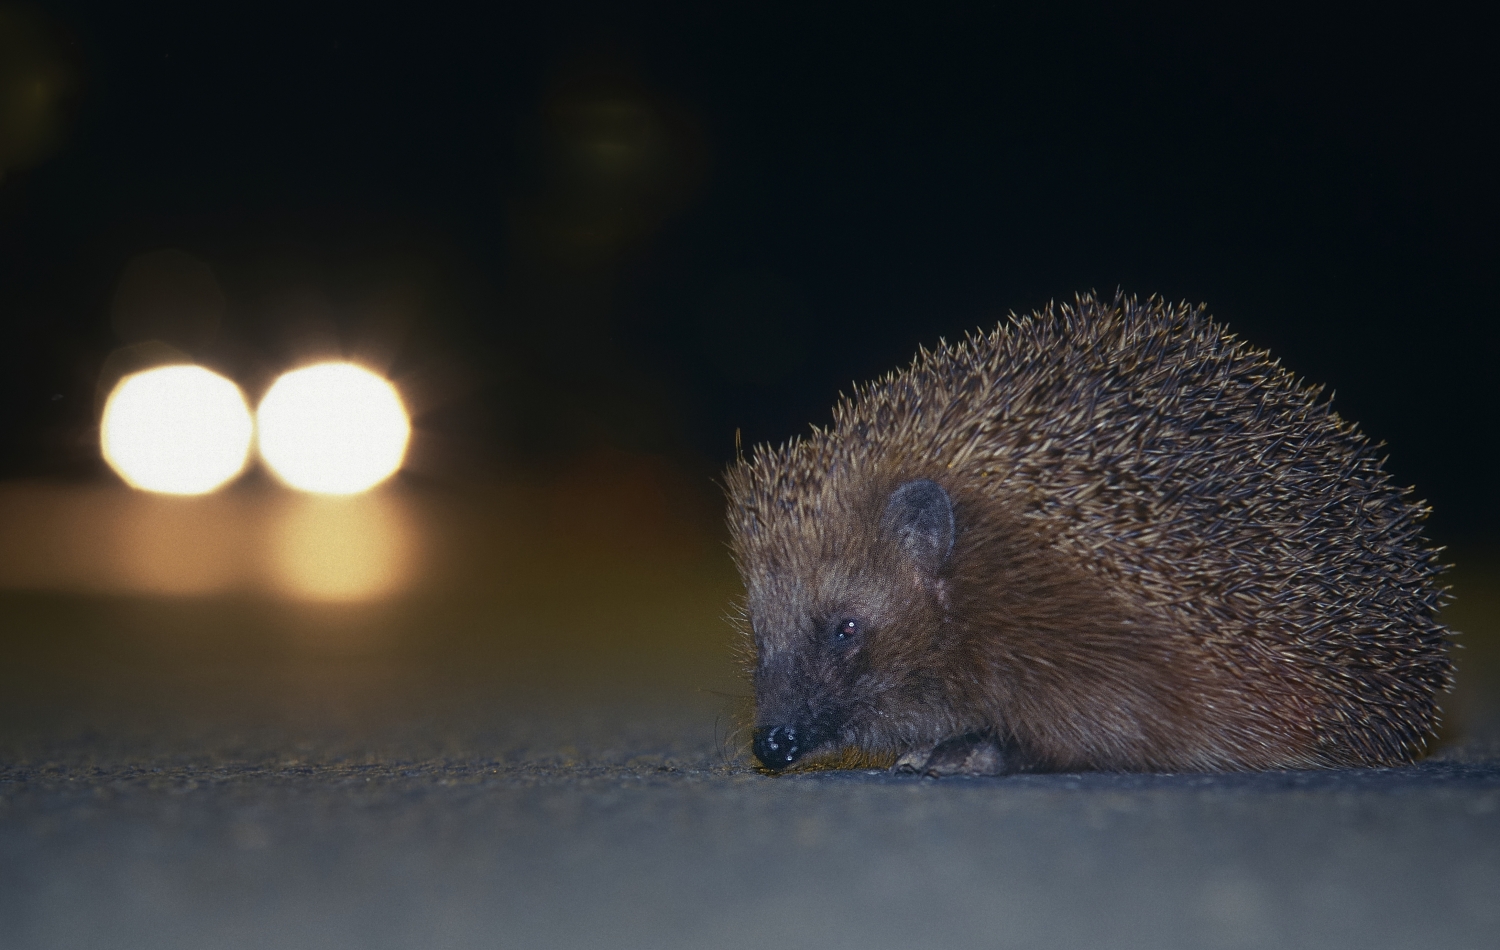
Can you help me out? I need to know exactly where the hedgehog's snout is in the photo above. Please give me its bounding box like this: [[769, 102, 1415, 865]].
[[752, 725, 805, 770]]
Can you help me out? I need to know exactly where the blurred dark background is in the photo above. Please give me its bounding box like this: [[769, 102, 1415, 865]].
[[2, 1, 1495, 546]]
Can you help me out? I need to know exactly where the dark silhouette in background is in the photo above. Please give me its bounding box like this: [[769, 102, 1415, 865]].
[[1, 2, 1496, 544]]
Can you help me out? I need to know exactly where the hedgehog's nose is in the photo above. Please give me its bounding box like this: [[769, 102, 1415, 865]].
[[753, 725, 803, 770]]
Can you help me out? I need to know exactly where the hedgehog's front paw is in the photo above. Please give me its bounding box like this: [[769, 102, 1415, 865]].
[[893, 733, 1014, 777]]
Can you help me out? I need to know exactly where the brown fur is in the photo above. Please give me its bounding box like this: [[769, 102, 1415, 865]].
[[725, 292, 1453, 773]]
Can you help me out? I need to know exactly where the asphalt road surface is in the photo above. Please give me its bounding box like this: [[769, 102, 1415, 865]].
[[3, 486, 1498, 950]]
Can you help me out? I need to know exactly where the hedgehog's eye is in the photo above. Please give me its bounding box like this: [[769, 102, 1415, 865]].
[[833, 618, 859, 643]]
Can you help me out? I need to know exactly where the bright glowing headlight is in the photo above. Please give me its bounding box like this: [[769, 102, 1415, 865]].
[[100, 364, 255, 495], [256, 362, 411, 495]]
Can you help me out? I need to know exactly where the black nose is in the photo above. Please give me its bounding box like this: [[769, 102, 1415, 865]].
[[753, 725, 804, 770]]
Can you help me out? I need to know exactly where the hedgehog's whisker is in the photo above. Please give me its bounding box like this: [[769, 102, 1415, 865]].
[[696, 688, 752, 700]]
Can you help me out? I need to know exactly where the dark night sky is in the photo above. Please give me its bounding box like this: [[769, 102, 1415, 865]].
[[2, 2, 1497, 543]]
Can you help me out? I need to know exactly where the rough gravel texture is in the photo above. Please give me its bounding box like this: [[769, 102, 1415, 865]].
[[5, 727, 1499, 950], [3, 531, 1498, 950]]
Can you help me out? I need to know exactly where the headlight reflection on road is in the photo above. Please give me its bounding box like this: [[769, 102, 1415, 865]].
[[266, 493, 418, 602], [0, 484, 422, 604], [85, 359, 420, 604]]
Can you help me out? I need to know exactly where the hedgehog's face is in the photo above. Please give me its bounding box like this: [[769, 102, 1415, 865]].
[[748, 479, 957, 771]]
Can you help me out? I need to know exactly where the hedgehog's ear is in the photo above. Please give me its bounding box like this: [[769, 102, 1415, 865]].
[[880, 479, 955, 575]]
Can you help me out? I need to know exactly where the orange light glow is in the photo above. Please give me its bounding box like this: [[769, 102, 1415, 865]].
[[0, 483, 428, 604], [0, 483, 248, 596], [101, 365, 254, 495], [266, 494, 417, 602], [256, 363, 411, 495], [111, 494, 246, 595]]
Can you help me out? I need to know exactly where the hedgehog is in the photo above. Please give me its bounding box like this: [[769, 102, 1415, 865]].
[[724, 292, 1453, 775]]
